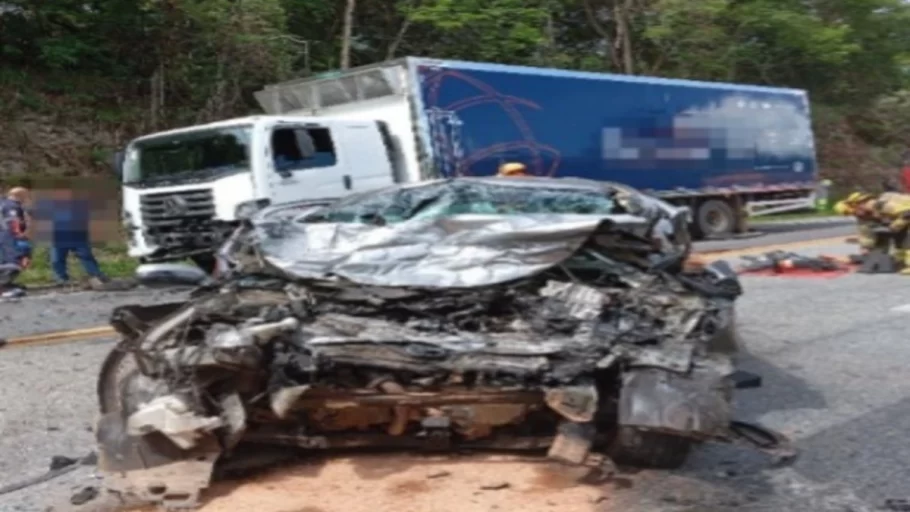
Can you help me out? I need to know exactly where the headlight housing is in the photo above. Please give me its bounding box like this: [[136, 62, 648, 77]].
[[122, 209, 139, 244], [234, 199, 271, 220]]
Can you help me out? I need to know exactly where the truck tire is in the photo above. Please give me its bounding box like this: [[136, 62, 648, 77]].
[[191, 254, 218, 275], [607, 427, 693, 469], [694, 199, 736, 239]]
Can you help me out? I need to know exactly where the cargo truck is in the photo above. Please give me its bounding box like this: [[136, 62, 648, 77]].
[[114, 57, 819, 270]]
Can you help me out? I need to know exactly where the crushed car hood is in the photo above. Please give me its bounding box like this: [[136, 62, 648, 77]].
[[255, 213, 649, 288]]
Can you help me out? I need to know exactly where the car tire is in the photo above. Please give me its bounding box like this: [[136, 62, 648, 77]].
[[694, 199, 736, 239], [97, 345, 138, 414], [707, 304, 739, 355], [607, 427, 693, 469]]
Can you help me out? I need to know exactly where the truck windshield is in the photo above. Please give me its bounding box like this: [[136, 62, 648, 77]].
[[123, 126, 252, 185]]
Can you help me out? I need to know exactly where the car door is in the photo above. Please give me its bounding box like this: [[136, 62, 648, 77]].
[[265, 121, 352, 205], [335, 119, 399, 191]]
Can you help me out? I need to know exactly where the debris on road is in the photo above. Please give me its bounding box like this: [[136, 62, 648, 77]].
[[94, 179, 791, 509], [0, 452, 97, 497], [69, 486, 98, 506], [738, 251, 853, 277], [49, 456, 79, 471], [479, 481, 511, 490], [885, 498, 910, 511]]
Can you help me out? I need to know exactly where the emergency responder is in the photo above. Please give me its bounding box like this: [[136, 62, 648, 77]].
[[6, 187, 31, 269], [0, 187, 27, 298], [870, 193, 910, 274], [833, 191, 883, 256], [497, 162, 528, 177]]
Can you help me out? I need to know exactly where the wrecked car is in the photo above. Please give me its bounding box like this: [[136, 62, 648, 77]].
[[214, 177, 693, 277], [96, 178, 783, 509]]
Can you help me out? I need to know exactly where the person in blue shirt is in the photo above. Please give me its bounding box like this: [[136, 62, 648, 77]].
[[34, 188, 107, 285]]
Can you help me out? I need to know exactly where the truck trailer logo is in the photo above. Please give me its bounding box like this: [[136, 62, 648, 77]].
[[425, 108, 464, 179], [163, 196, 189, 216]]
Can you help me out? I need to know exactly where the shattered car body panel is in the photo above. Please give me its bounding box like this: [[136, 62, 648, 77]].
[[97, 178, 784, 509], [215, 178, 690, 279], [257, 212, 649, 287]]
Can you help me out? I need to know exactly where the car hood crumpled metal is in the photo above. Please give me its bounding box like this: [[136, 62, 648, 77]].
[[253, 212, 649, 288]]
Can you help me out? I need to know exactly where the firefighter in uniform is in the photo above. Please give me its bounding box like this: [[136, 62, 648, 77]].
[[870, 193, 910, 274], [497, 162, 528, 177], [833, 192, 887, 256]]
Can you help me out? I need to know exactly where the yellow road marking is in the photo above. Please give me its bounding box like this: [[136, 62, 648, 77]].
[[2, 326, 116, 349], [2, 235, 852, 349]]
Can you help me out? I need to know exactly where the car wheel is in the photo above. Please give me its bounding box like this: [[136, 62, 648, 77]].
[[97, 345, 139, 414], [607, 427, 693, 469]]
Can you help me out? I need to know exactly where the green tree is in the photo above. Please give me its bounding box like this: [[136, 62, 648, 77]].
[[404, 0, 550, 63]]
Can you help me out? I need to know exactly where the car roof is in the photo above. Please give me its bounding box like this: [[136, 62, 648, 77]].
[[387, 176, 629, 194]]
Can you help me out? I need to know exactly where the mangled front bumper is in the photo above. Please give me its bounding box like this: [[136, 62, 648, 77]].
[[619, 367, 733, 439], [95, 360, 792, 509], [96, 412, 221, 508]]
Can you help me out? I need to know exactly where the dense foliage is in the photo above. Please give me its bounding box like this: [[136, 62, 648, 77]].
[[2, 0, 910, 186]]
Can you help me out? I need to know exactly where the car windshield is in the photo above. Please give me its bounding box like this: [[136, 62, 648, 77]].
[[123, 125, 252, 184], [304, 181, 618, 225]]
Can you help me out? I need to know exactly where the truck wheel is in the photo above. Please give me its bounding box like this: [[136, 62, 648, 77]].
[[191, 254, 217, 275], [607, 427, 693, 469], [694, 199, 736, 239]]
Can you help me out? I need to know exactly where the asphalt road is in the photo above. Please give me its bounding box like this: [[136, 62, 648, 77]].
[[696, 217, 854, 253], [2, 238, 909, 511], [1, 288, 191, 340]]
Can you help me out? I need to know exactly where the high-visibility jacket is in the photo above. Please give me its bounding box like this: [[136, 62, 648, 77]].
[[873, 193, 910, 231]]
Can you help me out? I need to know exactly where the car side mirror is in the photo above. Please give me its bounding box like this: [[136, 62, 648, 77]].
[[293, 129, 316, 159], [112, 150, 125, 181]]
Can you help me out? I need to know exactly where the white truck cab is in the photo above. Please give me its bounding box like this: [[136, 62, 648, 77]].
[[114, 115, 406, 267]]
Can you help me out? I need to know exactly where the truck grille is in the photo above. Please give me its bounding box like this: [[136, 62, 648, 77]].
[[140, 189, 216, 229]]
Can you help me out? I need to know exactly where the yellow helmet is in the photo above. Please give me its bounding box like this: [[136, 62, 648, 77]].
[[844, 191, 873, 204], [497, 162, 527, 177]]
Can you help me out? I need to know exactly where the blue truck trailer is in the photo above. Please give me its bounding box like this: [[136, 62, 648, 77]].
[[255, 57, 820, 238]]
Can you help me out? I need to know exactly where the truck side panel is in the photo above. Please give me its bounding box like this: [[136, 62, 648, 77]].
[[294, 96, 419, 184], [257, 61, 428, 184], [411, 59, 816, 194]]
